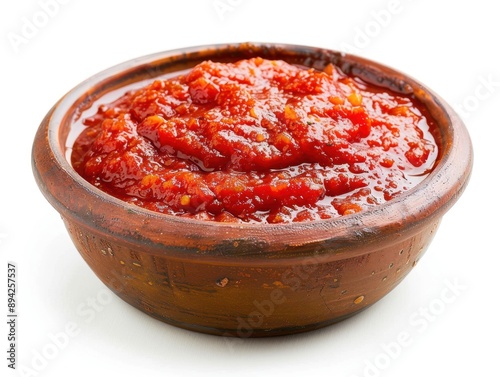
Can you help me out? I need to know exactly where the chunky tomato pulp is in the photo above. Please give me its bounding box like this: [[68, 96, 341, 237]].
[[71, 58, 438, 223]]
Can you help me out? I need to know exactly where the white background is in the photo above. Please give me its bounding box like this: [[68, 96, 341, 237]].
[[1, 1, 498, 376]]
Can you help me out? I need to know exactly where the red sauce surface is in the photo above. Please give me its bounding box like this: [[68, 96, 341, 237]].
[[71, 57, 438, 223]]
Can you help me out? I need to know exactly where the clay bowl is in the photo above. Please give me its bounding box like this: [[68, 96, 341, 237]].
[[32, 43, 472, 337]]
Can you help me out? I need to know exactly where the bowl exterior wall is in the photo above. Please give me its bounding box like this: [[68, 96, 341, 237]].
[[63, 217, 439, 336]]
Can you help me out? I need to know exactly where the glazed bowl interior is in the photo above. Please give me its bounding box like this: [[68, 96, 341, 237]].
[[33, 43, 472, 336]]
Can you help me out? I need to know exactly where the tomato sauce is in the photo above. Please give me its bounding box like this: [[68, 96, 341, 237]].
[[71, 58, 438, 223]]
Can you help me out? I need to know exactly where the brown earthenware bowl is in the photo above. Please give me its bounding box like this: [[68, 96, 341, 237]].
[[32, 43, 472, 337]]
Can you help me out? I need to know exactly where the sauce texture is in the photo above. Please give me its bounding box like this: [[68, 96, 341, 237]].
[[71, 58, 438, 223]]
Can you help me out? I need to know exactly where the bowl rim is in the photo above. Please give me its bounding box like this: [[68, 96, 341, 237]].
[[33, 42, 473, 258]]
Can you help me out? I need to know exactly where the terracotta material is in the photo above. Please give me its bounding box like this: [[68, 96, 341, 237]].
[[32, 43, 473, 337]]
